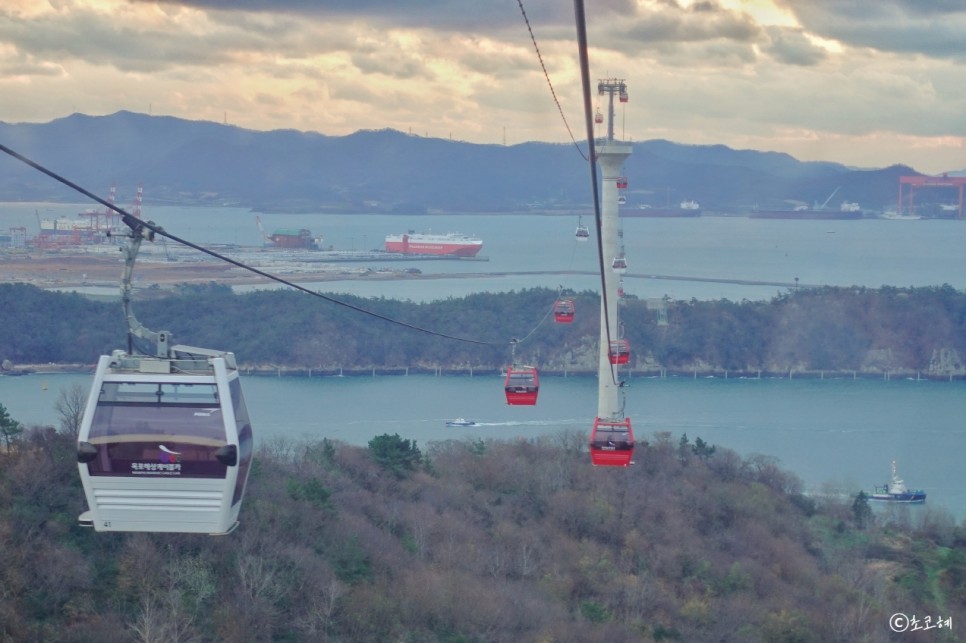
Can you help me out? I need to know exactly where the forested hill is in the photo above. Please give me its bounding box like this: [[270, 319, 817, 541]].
[[2, 422, 965, 640], [1, 283, 965, 377], [3, 281, 966, 639]]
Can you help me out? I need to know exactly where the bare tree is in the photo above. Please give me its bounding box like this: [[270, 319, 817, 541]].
[[295, 576, 343, 641], [55, 383, 87, 438], [129, 591, 199, 643]]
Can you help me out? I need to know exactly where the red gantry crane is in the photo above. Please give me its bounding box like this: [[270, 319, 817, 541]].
[[899, 174, 966, 219]]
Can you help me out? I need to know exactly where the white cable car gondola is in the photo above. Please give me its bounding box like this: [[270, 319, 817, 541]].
[[575, 215, 590, 242], [612, 256, 627, 274], [77, 222, 253, 535]]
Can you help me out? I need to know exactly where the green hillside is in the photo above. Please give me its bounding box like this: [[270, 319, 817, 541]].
[[1, 420, 963, 641], [1, 283, 965, 378]]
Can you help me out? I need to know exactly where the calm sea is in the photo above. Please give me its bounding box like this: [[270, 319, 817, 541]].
[[3, 203, 964, 520], [4, 202, 966, 301], [3, 372, 963, 521]]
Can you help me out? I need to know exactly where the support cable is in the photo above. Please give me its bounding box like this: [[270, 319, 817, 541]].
[[517, 0, 588, 162], [0, 142, 511, 348], [521, 233, 582, 344], [572, 0, 619, 386]]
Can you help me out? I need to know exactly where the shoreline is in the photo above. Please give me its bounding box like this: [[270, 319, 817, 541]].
[[6, 364, 964, 382], [0, 249, 812, 292]]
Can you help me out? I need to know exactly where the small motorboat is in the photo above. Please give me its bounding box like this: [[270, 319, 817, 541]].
[[446, 418, 477, 427]]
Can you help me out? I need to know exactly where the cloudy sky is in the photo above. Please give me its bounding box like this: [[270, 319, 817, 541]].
[[1, 0, 964, 174]]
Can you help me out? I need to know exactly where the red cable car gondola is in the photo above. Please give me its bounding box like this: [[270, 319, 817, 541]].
[[589, 417, 634, 466], [504, 365, 539, 405], [553, 298, 575, 323], [594, 109, 603, 124], [616, 177, 628, 189], [608, 339, 630, 365]]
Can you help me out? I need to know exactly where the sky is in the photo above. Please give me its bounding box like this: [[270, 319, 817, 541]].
[[1, 0, 964, 174]]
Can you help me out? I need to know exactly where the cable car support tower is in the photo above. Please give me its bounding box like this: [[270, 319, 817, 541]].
[[591, 78, 635, 466]]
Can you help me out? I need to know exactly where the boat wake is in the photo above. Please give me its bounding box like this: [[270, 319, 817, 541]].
[[467, 419, 584, 427]]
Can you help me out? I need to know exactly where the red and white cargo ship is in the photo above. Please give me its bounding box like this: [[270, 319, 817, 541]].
[[384, 231, 483, 257]]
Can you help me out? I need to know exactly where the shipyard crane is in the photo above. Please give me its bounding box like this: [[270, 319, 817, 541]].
[[898, 174, 966, 218], [98, 184, 118, 240], [816, 187, 841, 211], [255, 215, 271, 244], [131, 183, 142, 220]]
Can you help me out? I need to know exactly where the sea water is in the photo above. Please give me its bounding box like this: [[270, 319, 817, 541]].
[[3, 204, 964, 519], [4, 372, 963, 521], [5, 203, 966, 302]]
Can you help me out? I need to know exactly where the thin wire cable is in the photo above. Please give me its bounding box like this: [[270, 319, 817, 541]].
[[517, 0, 588, 162], [0, 142, 507, 347], [573, 0, 619, 386], [562, 232, 580, 287], [514, 236, 581, 346]]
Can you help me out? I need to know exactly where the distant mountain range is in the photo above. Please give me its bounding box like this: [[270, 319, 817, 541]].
[[0, 110, 949, 214]]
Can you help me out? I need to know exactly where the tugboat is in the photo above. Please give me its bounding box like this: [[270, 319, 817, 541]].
[[869, 460, 926, 503]]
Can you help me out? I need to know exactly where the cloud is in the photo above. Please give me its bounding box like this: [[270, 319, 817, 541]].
[[0, 47, 64, 79], [761, 26, 826, 66], [777, 0, 966, 60], [2, 4, 251, 73], [1, 0, 965, 173], [141, 0, 552, 32], [604, 1, 760, 49]]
